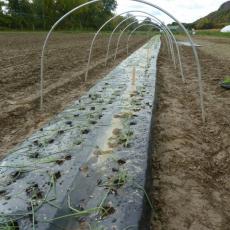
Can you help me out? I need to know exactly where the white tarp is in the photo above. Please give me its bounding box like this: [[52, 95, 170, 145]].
[[220, 25, 230, 32]]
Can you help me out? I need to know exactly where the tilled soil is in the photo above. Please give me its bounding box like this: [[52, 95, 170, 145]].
[[0, 32, 148, 158], [151, 37, 230, 230]]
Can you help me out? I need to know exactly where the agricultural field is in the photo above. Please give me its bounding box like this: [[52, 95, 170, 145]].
[[1, 0, 230, 228], [0, 30, 229, 229], [0, 32, 148, 158]]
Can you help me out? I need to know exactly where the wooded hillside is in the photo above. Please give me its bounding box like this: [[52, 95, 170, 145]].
[[193, 1, 230, 29]]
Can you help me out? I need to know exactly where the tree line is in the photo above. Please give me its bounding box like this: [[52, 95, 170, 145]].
[[0, 0, 121, 30]]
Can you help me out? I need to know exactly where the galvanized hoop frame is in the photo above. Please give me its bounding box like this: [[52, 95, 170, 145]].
[[127, 23, 164, 55], [110, 16, 176, 69], [84, 10, 172, 81], [110, 13, 185, 82], [105, 13, 172, 66], [40, 0, 205, 122]]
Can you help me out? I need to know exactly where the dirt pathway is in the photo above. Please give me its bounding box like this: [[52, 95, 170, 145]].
[[151, 37, 230, 230]]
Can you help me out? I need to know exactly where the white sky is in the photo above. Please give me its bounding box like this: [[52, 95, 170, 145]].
[[116, 0, 227, 24]]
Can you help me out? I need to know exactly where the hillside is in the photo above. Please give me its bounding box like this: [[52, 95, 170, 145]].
[[194, 1, 230, 29]]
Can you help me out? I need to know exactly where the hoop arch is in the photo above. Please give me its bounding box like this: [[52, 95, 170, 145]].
[[84, 10, 177, 81], [106, 13, 176, 70], [109, 12, 185, 82], [110, 16, 174, 67], [105, 13, 172, 66], [40, 0, 205, 122]]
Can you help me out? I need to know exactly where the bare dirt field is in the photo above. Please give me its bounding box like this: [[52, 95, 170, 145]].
[[151, 36, 230, 230], [0, 32, 148, 158]]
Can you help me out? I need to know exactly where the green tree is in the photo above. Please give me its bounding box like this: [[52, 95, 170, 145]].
[[0, 1, 12, 29], [0, 1, 4, 13], [6, 0, 32, 29], [1, 0, 118, 31]]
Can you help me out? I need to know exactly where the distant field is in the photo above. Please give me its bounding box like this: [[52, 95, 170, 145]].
[[196, 29, 230, 38]]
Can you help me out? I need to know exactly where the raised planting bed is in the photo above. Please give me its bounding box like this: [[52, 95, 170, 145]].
[[0, 36, 161, 230]]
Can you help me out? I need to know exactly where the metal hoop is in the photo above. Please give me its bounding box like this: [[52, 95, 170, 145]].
[[111, 17, 175, 68], [40, 0, 204, 122], [105, 14, 172, 66]]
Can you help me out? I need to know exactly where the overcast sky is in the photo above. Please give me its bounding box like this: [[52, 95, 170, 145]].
[[116, 0, 227, 24]]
